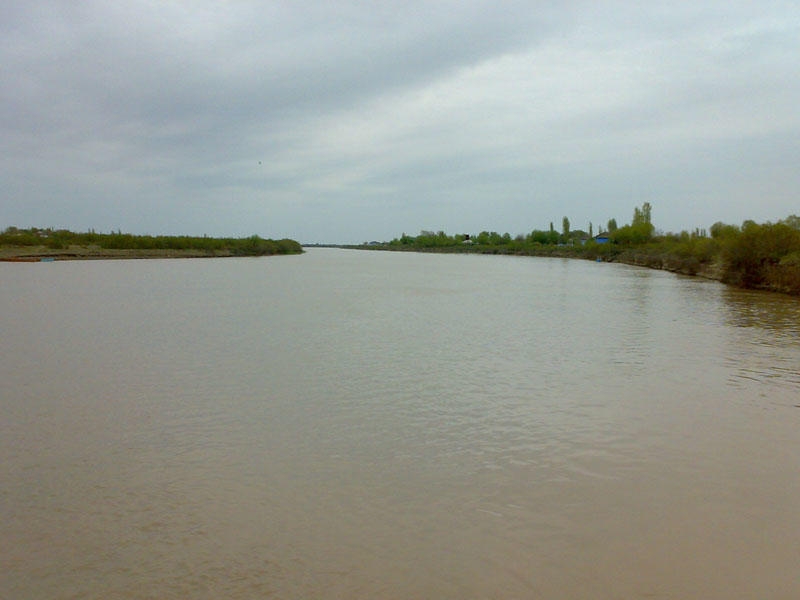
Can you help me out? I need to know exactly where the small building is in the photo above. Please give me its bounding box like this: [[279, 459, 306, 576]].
[[595, 233, 610, 244]]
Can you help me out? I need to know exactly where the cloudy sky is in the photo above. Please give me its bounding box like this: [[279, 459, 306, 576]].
[[2, 1, 798, 243]]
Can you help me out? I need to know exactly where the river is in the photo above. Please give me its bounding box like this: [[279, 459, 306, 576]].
[[1, 248, 799, 599]]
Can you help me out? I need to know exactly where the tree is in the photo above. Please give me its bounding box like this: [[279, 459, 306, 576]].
[[529, 229, 559, 245], [607, 218, 618, 233], [782, 215, 800, 230], [710, 222, 738, 239], [562, 216, 570, 239], [721, 221, 800, 288], [628, 202, 654, 241], [633, 202, 652, 228], [609, 203, 655, 245]]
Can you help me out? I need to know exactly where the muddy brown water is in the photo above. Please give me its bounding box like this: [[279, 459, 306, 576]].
[[2, 248, 799, 599]]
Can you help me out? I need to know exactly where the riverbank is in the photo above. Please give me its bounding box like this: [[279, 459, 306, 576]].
[[0, 229, 304, 261], [350, 242, 798, 296], [599, 247, 723, 281], [360, 212, 800, 296], [0, 245, 270, 261]]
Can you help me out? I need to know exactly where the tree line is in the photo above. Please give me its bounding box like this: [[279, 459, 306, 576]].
[[0, 227, 303, 256], [377, 204, 800, 295], [388, 203, 655, 249]]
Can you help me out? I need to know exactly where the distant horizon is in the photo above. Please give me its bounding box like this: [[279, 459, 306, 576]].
[[4, 210, 800, 246], [5, 208, 799, 247]]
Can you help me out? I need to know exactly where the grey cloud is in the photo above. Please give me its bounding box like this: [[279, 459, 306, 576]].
[[2, 1, 799, 242]]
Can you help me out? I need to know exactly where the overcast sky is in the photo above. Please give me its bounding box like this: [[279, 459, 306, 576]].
[[2, 1, 798, 243]]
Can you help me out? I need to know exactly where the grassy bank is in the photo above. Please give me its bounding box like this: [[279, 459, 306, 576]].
[[0, 228, 303, 260]]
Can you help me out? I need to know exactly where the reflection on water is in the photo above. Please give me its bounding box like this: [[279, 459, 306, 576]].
[[1, 250, 799, 599], [722, 287, 800, 340], [719, 288, 800, 397]]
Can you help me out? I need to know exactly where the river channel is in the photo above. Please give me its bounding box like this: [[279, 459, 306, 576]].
[[2, 248, 799, 599]]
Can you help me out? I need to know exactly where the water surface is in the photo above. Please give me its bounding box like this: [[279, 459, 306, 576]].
[[2, 248, 799, 599]]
